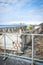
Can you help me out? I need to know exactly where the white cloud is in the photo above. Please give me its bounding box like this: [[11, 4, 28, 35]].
[[0, 21, 42, 25], [0, 0, 33, 13], [0, 6, 13, 13], [0, 0, 43, 25]]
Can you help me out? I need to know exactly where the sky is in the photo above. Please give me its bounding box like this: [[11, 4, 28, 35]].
[[0, 0, 43, 25]]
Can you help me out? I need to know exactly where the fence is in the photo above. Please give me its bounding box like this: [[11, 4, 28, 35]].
[[0, 32, 43, 65]]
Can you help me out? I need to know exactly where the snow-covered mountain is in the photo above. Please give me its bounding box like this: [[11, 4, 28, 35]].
[[0, 23, 27, 28]]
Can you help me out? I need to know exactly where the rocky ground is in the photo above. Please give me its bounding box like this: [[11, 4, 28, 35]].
[[34, 36, 43, 60], [21, 36, 43, 60]]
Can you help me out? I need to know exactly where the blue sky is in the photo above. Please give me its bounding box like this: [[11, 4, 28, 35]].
[[0, 0, 43, 25]]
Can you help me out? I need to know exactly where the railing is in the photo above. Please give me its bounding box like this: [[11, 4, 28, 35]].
[[0, 33, 43, 65]]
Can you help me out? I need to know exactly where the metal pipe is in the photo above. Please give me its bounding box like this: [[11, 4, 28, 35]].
[[32, 35, 34, 65]]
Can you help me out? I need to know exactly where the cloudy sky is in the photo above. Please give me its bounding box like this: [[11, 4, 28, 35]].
[[0, 0, 43, 25]]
